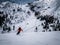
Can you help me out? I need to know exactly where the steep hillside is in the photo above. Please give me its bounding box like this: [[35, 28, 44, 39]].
[[0, 0, 60, 32]]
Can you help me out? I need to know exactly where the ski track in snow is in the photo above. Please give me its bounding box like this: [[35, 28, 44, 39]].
[[0, 32, 60, 45]]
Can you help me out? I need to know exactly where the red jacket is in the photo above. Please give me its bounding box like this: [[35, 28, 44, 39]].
[[18, 27, 23, 32]]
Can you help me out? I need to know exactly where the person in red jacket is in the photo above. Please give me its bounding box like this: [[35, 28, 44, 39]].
[[17, 27, 23, 35]]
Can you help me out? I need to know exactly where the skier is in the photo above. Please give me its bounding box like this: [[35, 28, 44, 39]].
[[34, 27, 38, 32], [17, 27, 23, 35], [13, 25, 15, 30]]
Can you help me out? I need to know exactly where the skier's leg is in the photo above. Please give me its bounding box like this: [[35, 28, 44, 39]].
[[17, 32, 20, 35]]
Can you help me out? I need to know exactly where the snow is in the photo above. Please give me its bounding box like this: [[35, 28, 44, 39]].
[[0, 32, 60, 45], [0, 0, 60, 32], [0, 0, 60, 45]]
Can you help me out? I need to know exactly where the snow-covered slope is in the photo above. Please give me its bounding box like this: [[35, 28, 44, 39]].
[[0, 0, 60, 32], [0, 1, 60, 45], [0, 32, 60, 45]]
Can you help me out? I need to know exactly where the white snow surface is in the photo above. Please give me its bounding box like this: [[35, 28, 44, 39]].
[[0, 32, 60, 45], [0, 0, 60, 45]]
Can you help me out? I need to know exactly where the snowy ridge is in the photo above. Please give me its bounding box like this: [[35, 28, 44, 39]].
[[0, 0, 60, 32]]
